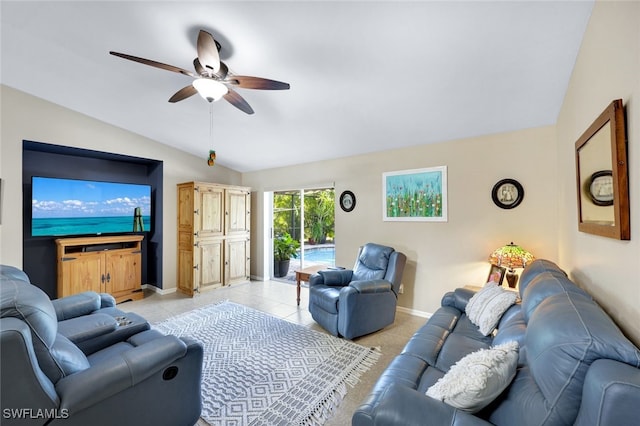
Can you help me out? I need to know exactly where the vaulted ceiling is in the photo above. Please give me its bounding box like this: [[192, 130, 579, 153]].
[[1, 1, 594, 172]]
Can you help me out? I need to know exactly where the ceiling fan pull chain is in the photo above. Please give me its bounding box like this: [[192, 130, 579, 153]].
[[207, 103, 216, 167]]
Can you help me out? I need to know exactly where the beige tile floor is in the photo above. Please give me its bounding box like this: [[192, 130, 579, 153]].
[[121, 280, 427, 426]]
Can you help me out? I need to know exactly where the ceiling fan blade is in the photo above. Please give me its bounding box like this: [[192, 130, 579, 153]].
[[168, 85, 198, 103], [110, 51, 195, 77], [193, 58, 206, 75], [223, 88, 254, 114], [197, 30, 221, 74], [228, 76, 290, 90]]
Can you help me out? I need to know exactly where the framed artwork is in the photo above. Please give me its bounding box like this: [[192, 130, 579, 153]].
[[491, 178, 524, 209], [383, 166, 447, 222], [487, 264, 506, 285]]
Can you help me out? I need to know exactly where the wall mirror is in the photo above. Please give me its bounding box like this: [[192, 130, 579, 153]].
[[575, 99, 629, 240]]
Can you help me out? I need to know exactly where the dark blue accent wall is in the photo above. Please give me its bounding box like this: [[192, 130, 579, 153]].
[[22, 141, 163, 299]]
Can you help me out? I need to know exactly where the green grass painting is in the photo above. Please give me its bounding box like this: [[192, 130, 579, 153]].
[[383, 166, 447, 221]]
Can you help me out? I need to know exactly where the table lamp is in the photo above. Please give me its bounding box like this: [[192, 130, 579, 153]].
[[488, 242, 534, 288]]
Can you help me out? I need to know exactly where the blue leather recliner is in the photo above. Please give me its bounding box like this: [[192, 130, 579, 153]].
[[0, 265, 203, 426], [308, 243, 406, 340]]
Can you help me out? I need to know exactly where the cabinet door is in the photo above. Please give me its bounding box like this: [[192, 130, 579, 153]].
[[105, 250, 141, 296], [225, 238, 250, 285], [225, 188, 251, 236], [178, 184, 195, 232], [198, 185, 224, 238], [177, 230, 195, 296], [195, 239, 224, 291], [58, 253, 103, 297]]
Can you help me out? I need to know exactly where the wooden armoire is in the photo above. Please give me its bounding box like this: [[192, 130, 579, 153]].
[[177, 182, 251, 296]]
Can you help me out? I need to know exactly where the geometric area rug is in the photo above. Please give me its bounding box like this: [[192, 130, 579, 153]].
[[153, 301, 380, 426]]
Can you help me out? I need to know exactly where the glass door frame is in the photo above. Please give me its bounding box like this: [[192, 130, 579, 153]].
[[265, 184, 335, 280]]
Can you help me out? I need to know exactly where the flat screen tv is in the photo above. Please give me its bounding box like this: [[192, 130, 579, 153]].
[[31, 176, 151, 237]]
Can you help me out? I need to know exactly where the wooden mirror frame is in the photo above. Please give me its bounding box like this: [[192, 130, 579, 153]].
[[575, 99, 629, 240]]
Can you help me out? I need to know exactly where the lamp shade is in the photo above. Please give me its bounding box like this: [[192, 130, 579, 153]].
[[192, 78, 228, 102], [488, 242, 534, 270]]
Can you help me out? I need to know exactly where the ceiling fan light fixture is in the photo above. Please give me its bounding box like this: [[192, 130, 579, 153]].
[[193, 78, 228, 102]]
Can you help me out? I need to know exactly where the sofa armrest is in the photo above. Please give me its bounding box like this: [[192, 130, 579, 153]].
[[52, 292, 102, 320], [99, 293, 116, 308], [575, 359, 640, 425], [441, 287, 476, 312], [309, 269, 353, 287], [320, 269, 353, 286], [350, 279, 392, 294], [55, 335, 187, 413], [353, 383, 493, 426]]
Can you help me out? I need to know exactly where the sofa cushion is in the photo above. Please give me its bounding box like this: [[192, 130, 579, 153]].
[[1, 279, 92, 383], [401, 306, 492, 371], [308, 285, 341, 314], [493, 306, 527, 365], [0, 265, 31, 282], [489, 291, 640, 425], [50, 334, 91, 377], [466, 283, 518, 335], [517, 259, 567, 296], [426, 341, 519, 413], [521, 271, 590, 322], [352, 243, 393, 281]]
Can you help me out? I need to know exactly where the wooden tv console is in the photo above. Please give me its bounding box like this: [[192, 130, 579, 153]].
[[55, 235, 144, 303]]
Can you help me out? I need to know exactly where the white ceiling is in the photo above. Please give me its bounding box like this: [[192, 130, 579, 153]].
[[1, 1, 594, 173]]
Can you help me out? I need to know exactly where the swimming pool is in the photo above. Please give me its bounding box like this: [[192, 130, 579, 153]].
[[303, 246, 335, 265]]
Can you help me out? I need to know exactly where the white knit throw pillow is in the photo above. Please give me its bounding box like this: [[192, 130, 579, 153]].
[[466, 282, 518, 335], [426, 341, 519, 412]]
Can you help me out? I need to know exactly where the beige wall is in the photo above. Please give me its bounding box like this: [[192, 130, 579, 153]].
[[1, 0, 637, 345], [0, 85, 241, 290], [243, 126, 559, 316], [556, 0, 640, 344]]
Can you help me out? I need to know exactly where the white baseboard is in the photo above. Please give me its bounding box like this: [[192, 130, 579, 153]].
[[396, 305, 432, 319], [251, 274, 267, 281], [142, 284, 177, 295]]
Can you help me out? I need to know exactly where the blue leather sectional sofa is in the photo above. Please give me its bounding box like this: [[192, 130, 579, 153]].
[[353, 259, 640, 425], [0, 265, 203, 426]]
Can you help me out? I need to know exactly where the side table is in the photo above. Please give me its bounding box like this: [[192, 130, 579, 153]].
[[294, 265, 326, 306]]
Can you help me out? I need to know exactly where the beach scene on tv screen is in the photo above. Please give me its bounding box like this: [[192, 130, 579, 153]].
[[32, 177, 151, 237]]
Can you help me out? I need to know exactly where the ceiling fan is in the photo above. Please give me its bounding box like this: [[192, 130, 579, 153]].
[[110, 30, 290, 114]]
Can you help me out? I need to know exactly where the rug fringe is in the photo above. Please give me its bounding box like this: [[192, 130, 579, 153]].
[[344, 346, 381, 388], [303, 346, 381, 425], [306, 382, 347, 426]]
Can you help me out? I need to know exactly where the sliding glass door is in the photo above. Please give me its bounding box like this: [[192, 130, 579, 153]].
[[272, 187, 335, 280]]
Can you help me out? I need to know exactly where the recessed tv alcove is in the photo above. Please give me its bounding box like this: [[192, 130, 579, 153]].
[[22, 141, 163, 299]]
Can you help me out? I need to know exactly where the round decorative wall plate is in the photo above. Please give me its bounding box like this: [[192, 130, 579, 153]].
[[339, 190, 356, 212], [492, 179, 524, 209], [587, 170, 614, 206]]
